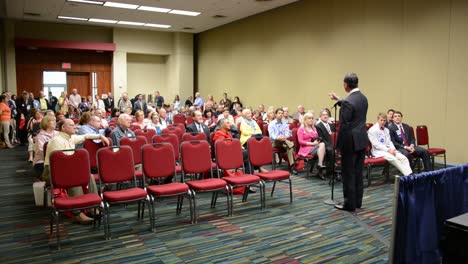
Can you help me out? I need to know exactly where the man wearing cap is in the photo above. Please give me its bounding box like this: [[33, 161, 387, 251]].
[[329, 72, 368, 212]]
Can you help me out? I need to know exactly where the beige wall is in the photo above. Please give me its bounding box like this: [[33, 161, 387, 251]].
[[197, 0, 468, 164], [127, 53, 167, 100]]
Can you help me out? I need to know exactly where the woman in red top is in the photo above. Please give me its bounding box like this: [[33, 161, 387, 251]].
[[212, 117, 232, 141]]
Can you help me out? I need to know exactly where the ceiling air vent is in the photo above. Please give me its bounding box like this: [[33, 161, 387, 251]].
[[24, 12, 41, 17], [183, 27, 194, 30], [212, 15, 226, 18]]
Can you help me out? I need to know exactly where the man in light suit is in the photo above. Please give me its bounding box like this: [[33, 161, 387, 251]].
[[329, 72, 368, 212], [368, 113, 412, 176], [186, 110, 211, 143], [388, 111, 431, 171]]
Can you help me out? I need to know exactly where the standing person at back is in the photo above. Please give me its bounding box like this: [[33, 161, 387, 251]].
[[329, 72, 368, 212], [155, 91, 164, 109]]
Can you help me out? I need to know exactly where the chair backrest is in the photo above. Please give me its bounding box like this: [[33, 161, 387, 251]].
[[152, 133, 179, 160], [186, 116, 194, 125], [97, 145, 135, 184], [171, 122, 186, 132], [256, 119, 263, 130], [262, 123, 269, 137], [366, 123, 373, 131], [409, 126, 416, 143], [129, 125, 140, 131], [83, 139, 110, 170], [180, 140, 212, 174], [50, 149, 91, 189], [215, 138, 244, 171], [416, 125, 428, 146], [135, 129, 156, 144], [330, 132, 338, 148], [141, 143, 175, 180], [247, 136, 273, 167], [173, 114, 186, 124], [119, 136, 147, 165], [182, 132, 206, 142], [291, 128, 300, 154], [162, 127, 183, 144]]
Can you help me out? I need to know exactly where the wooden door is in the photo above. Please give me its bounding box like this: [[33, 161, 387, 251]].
[[66, 72, 91, 97]]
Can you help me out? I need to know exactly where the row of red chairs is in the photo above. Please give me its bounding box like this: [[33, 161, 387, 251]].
[[48, 136, 293, 249]]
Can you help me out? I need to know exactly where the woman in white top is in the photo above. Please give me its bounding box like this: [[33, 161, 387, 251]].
[[146, 112, 162, 135]]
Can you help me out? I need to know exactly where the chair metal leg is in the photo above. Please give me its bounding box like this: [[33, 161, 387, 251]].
[[260, 181, 266, 209], [176, 195, 183, 215], [55, 211, 60, 250], [192, 191, 198, 224], [271, 181, 276, 197], [188, 191, 195, 224], [289, 178, 293, 203], [367, 166, 371, 187], [228, 187, 233, 216]]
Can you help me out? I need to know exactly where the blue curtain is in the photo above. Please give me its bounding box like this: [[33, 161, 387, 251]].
[[393, 164, 468, 264]]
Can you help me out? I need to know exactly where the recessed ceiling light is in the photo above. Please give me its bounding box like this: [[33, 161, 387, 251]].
[[104, 1, 138, 9], [144, 23, 171, 29], [58, 16, 88, 21], [117, 21, 145, 26], [67, 0, 104, 5], [138, 6, 171, 13], [89, 18, 118, 24], [169, 10, 201, 16]]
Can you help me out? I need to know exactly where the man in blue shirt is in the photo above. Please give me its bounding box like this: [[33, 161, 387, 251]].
[[268, 108, 297, 174], [193, 92, 204, 110]]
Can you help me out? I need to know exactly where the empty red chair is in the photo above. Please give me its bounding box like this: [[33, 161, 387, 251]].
[[171, 122, 186, 132], [247, 137, 293, 205], [416, 125, 446, 168], [153, 134, 181, 175], [97, 146, 150, 239], [49, 149, 102, 249], [141, 143, 194, 228], [180, 140, 229, 223], [135, 129, 156, 144], [162, 127, 183, 145], [186, 116, 194, 125], [182, 132, 206, 142], [173, 114, 186, 125], [215, 138, 264, 214]]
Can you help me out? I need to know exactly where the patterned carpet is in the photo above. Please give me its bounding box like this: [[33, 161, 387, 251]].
[[0, 146, 408, 263]]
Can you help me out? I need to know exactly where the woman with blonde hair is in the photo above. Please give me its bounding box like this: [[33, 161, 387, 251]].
[[132, 110, 146, 129], [297, 112, 327, 178], [33, 115, 58, 178]]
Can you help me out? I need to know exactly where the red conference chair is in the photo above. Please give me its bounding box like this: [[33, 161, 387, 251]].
[[366, 123, 373, 131], [186, 116, 194, 125], [247, 137, 293, 205], [120, 136, 148, 186], [173, 114, 186, 125], [182, 132, 206, 142], [97, 146, 150, 240], [141, 143, 194, 229], [135, 129, 156, 144], [170, 123, 186, 132], [215, 138, 264, 214], [153, 134, 182, 177], [364, 140, 389, 187], [261, 122, 286, 169], [49, 149, 102, 249], [416, 125, 446, 169], [180, 140, 229, 223], [129, 125, 140, 131], [291, 128, 316, 177], [162, 127, 183, 145]]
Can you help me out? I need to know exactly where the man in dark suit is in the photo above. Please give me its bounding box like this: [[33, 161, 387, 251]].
[[316, 109, 336, 176], [132, 94, 147, 115], [186, 110, 211, 143], [329, 72, 368, 212], [388, 111, 431, 172], [103, 92, 114, 113]]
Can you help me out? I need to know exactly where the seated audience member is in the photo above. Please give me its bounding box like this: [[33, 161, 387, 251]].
[[78, 97, 90, 113], [78, 115, 102, 138], [219, 93, 231, 109], [292, 105, 306, 123], [146, 111, 162, 134], [158, 108, 169, 129], [203, 109, 217, 131], [316, 109, 336, 164], [385, 109, 395, 128], [132, 110, 146, 129], [186, 110, 211, 143], [110, 108, 120, 118], [33, 115, 58, 178], [78, 112, 91, 126], [27, 109, 43, 162], [388, 111, 432, 171], [239, 109, 262, 147], [268, 108, 297, 174], [297, 112, 327, 178], [213, 118, 266, 174], [258, 104, 266, 120], [264, 108, 275, 124], [282, 107, 294, 124], [217, 107, 235, 125], [42, 118, 109, 224], [368, 113, 412, 176], [110, 114, 135, 146]]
